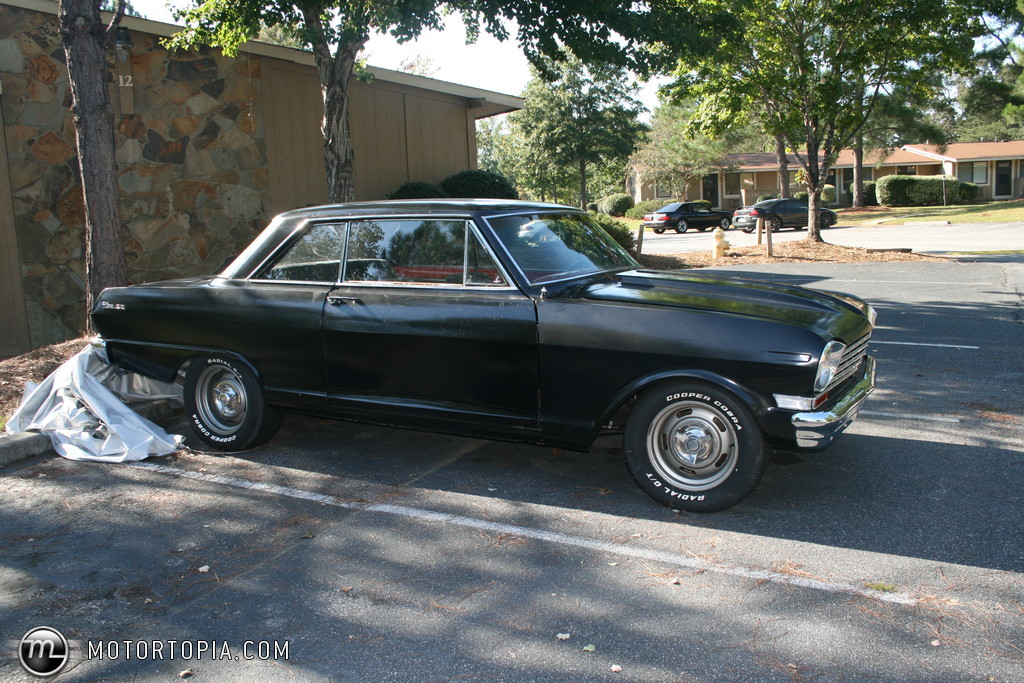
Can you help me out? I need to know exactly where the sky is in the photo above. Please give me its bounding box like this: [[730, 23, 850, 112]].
[[130, 0, 665, 113]]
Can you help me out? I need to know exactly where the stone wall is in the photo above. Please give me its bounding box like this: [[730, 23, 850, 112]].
[[0, 5, 269, 348]]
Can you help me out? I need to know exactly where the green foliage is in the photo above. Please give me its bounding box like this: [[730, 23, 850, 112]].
[[439, 169, 518, 199], [821, 184, 836, 204], [506, 55, 647, 208], [597, 193, 634, 216], [876, 175, 968, 206], [387, 181, 444, 200], [756, 193, 775, 202], [588, 211, 636, 254], [625, 199, 669, 219], [794, 192, 809, 203], [847, 180, 879, 206], [959, 182, 979, 202], [692, 199, 712, 209]]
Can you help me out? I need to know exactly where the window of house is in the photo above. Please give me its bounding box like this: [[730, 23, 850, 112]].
[[655, 182, 673, 198], [959, 161, 989, 184], [725, 173, 741, 195], [897, 165, 916, 176]]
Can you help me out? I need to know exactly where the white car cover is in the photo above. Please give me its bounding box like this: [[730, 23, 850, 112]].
[[5, 343, 183, 462]]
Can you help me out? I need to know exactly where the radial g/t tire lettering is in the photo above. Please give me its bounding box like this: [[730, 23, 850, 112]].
[[183, 354, 282, 451]]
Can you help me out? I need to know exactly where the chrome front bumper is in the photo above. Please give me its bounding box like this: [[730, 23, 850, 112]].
[[791, 356, 876, 449]]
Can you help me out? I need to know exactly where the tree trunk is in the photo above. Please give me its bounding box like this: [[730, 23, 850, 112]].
[[804, 136, 824, 243], [59, 0, 127, 330], [852, 136, 865, 208], [578, 159, 588, 209], [775, 134, 790, 198], [306, 11, 365, 203]]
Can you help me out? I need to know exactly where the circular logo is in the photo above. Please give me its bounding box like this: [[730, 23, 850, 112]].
[[18, 626, 69, 677]]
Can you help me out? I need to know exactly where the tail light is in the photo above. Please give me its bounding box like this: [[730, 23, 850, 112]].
[[748, 208, 761, 216], [653, 213, 667, 221]]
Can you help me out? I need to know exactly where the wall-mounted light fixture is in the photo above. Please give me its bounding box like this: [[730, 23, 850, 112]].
[[112, 26, 135, 114]]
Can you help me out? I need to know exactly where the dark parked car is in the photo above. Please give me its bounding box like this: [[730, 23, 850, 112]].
[[93, 200, 876, 512], [732, 198, 837, 232], [642, 202, 733, 233]]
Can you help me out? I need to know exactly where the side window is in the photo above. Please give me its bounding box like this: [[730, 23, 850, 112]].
[[467, 230, 507, 286], [259, 223, 344, 282], [345, 219, 466, 284]]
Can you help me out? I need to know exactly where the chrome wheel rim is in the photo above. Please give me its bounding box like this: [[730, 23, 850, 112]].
[[195, 365, 247, 435], [646, 401, 738, 491]]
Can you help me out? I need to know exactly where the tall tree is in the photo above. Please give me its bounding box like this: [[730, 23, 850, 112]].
[[510, 57, 646, 208], [169, 0, 658, 203], [631, 103, 737, 200], [660, 0, 987, 240], [59, 0, 129, 325]]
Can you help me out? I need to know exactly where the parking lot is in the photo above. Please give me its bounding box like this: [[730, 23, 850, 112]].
[[2, 259, 1023, 681]]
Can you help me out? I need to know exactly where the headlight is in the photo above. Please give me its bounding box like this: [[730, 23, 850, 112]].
[[814, 341, 846, 393]]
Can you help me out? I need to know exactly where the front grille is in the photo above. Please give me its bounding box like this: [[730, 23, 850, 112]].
[[827, 333, 871, 393]]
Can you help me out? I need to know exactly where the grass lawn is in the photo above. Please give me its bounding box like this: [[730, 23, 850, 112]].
[[838, 198, 1024, 224]]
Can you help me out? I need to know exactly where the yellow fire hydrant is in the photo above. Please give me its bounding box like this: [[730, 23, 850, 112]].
[[712, 226, 731, 260]]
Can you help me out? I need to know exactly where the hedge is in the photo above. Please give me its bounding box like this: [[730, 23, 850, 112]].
[[625, 199, 671, 219], [588, 211, 636, 253], [387, 181, 444, 200], [875, 175, 971, 206], [597, 193, 634, 216], [439, 169, 519, 199]]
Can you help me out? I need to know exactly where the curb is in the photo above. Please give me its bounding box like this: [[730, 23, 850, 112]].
[[0, 399, 182, 468]]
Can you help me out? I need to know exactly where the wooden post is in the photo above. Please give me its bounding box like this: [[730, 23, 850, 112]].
[[766, 217, 774, 257], [636, 225, 645, 256], [756, 216, 764, 245]]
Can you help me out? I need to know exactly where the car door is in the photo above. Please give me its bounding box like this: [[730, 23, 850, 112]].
[[322, 217, 541, 438], [779, 200, 805, 227]]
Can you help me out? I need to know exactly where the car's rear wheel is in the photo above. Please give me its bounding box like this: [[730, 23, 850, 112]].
[[741, 226, 754, 234], [719, 218, 731, 230], [675, 219, 689, 233], [653, 228, 665, 234], [623, 382, 769, 512], [184, 354, 282, 451], [769, 216, 783, 232]]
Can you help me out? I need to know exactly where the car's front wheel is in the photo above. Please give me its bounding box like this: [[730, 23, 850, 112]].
[[821, 213, 835, 229], [184, 354, 282, 451], [623, 382, 769, 512], [675, 219, 689, 233]]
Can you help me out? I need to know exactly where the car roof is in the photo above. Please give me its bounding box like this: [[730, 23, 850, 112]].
[[276, 199, 576, 220]]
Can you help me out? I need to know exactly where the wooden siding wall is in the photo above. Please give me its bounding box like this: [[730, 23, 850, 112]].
[[0, 97, 31, 357], [262, 57, 476, 213]]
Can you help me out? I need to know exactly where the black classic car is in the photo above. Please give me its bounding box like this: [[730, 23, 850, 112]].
[[93, 200, 876, 512], [732, 198, 837, 232], [641, 202, 733, 233]]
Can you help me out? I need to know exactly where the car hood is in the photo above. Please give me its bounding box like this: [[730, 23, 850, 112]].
[[575, 269, 871, 341]]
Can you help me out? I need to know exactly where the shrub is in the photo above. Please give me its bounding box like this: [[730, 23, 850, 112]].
[[756, 193, 775, 202], [387, 181, 444, 200], [794, 191, 809, 203], [821, 184, 836, 204], [588, 211, 636, 254], [586, 202, 599, 212], [439, 169, 519, 199], [597, 193, 634, 216], [876, 174, 967, 206], [959, 182, 979, 203], [844, 180, 878, 206], [692, 199, 712, 209], [625, 199, 670, 219]]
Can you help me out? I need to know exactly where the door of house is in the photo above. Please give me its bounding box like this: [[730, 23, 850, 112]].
[[995, 160, 1012, 197], [702, 174, 719, 207], [0, 100, 32, 357]]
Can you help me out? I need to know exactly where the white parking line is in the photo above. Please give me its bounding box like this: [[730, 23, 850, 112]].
[[871, 341, 980, 350], [860, 410, 961, 424], [130, 461, 917, 606]]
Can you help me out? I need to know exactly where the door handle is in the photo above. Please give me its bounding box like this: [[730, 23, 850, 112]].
[[327, 296, 362, 306]]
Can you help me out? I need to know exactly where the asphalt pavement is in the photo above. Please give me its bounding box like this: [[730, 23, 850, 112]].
[[2, 258, 1023, 680]]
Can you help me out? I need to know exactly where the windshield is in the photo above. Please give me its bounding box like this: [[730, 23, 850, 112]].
[[487, 212, 638, 285]]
